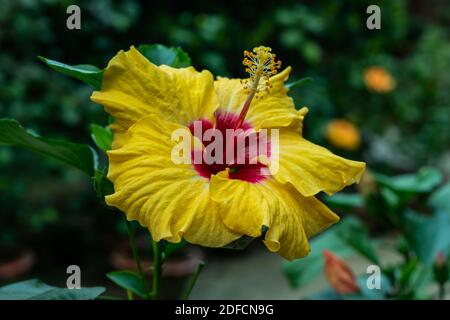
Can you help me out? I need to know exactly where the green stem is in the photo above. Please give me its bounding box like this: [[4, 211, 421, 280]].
[[126, 290, 133, 300], [151, 240, 162, 299], [122, 214, 150, 298], [182, 261, 205, 300], [438, 283, 446, 300]]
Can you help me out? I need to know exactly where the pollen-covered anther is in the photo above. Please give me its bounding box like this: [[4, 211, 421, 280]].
[[235, 46, 282, 128], [242, 46, 282, 95]]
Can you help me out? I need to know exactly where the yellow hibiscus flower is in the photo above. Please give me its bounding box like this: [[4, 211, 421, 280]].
[[91, 46, 365, 260]]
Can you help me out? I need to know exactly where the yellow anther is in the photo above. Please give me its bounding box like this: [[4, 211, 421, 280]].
[[241, 46, 281, 96], [235, 46, 282, 129]]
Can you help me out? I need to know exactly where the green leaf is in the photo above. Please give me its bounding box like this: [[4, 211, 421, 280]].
[[106, 271, 146, 298], [323, 193, 364, 209], [283, 218, 364, 288], [398, 258, 419, 287], [385, 262, 432, 298], [138, 44, 191, 67], [93, 168, 114, 200], [38, 56, 103, 89], [0, 119, 97, 176], [162, 239, 188, 260], [428, 182, 450, 213], [0, 279, 105, 300], [90, 124, 112, 152], [407, 264, 433, 297], [378, 186, 403, 226], [405, 210, 450, 265], [286, 77, 313, 89], [335, 216, 380, 264], [379, 186, 400, 209], [108, 115, 116, 125], [374, 167, 443, 193]]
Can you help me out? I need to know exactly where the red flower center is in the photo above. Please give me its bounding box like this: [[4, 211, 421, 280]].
[[188, 110, 270, 183]]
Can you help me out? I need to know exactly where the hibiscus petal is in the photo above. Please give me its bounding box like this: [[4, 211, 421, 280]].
[[91, 46, 217, 137], [159, 65, 217, 123], [209, 173, 272, 238], [262, 179, 339, 260], [214, 67, 306, 129], [270, 129, 366, 196], [106, 114, 240, 247], [209, 174, 339, 260]]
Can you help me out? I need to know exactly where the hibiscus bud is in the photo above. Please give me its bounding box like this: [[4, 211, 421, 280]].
[[433, 252, 449, 285], [323, 250, 360, 294], [363, 66, 396, 93], [325, 119, 361, 151]]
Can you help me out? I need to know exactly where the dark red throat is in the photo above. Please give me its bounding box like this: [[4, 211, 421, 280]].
[[188, 110, 270, 183]]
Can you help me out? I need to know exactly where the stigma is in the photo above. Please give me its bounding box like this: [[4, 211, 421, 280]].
[[235, 46, 281, 129]]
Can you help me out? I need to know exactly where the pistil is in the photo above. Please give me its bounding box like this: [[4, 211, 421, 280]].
[[234, 75, 260, 129], [234, 46, 281, 130]]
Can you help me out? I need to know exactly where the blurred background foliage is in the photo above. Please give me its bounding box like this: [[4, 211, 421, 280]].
[[0, 0, 449, 295]]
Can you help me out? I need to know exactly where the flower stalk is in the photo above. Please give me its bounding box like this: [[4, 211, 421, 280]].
[[433, 252, 448, 300], [122, 214, 150, 299], [182, 261, 205, 300], [151, 240, 163, 299]]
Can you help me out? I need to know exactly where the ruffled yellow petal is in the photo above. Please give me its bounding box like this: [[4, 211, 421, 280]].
[[91, 46, 217, 142], [209, 172, 272, 238], [106, 114, 240, 247], [214, 67, 306, 129], [263, 180, 339, 260], [209, 174, 339, 260], [159, 65, 217, 123], [270, 129, 366, 197]]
